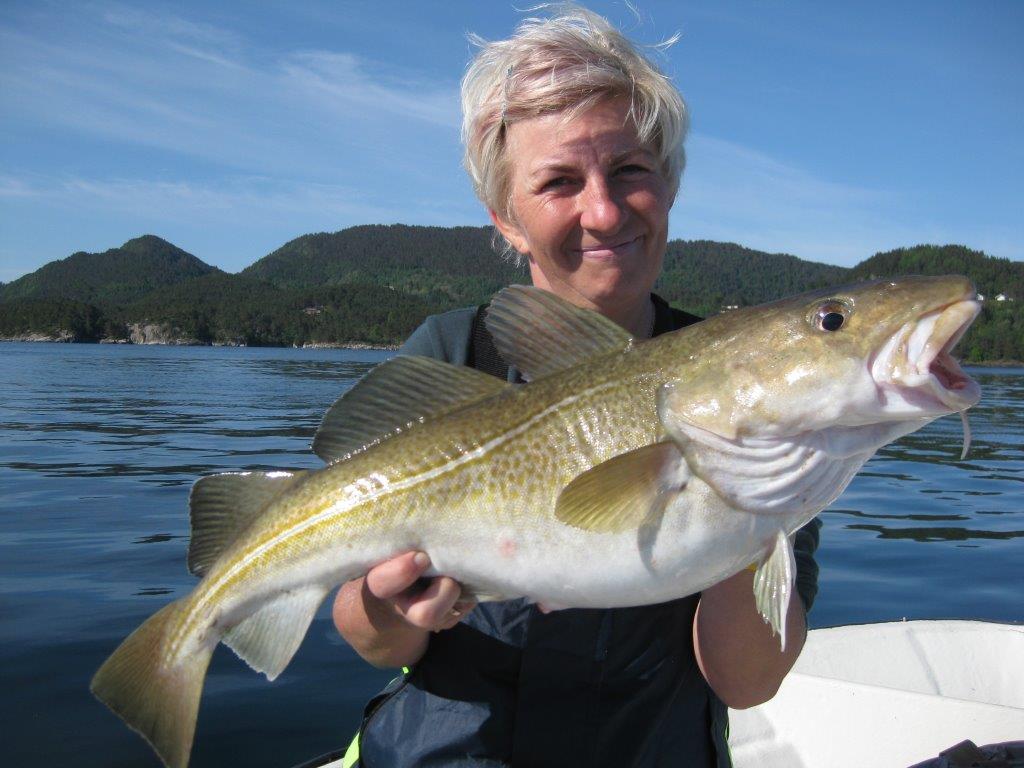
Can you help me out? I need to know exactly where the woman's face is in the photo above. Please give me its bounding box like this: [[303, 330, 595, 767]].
[[491, 97, 672, 320]]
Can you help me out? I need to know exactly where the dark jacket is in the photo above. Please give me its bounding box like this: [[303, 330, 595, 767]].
[[356, 296, 821, 768]]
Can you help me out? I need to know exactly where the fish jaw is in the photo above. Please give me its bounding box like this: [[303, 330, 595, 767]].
[[871, 295, 981, 417], [655, 276, 985, 520], [648, 276, 983, 445]]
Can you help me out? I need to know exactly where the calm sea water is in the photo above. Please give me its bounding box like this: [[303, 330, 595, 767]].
[[0, 343, 1020, 767]]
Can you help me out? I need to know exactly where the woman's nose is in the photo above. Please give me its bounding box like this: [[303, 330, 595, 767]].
[[579, 178, 625, 234]]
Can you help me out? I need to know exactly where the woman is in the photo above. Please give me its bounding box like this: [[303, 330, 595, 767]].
[[334, 7, 820, 767]]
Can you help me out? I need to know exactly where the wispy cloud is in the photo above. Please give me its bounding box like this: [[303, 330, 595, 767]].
[[0, 175, 40, 199], [101, 3, 242, 49], [53, 175, 406, 223], [0, 4, 461, 178], [4, 172, 475, 226], [673, 134, 970, 266], [0, 1, 480, 278], [280, 51, 459, 129], [164, 42, 246, 70], [0, 170, 485, 276]]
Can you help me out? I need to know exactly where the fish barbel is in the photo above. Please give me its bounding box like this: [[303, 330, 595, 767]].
[[92, 275, 981, 767]]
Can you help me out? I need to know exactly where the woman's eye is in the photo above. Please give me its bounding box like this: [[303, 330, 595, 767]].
[[541, 176, 572, 191], [616, 164, 649, 177]]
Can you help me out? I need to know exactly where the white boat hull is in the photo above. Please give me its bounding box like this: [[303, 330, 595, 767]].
[[729, 620, 1024, 768]]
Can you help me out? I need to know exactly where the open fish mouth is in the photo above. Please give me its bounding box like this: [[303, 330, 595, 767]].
[[912, 298, 981, 408], [873, 295, 982, 414]]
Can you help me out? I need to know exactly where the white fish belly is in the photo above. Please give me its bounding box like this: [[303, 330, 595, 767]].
[[199, 471, 803, 629], [416, 479, 793, 609]]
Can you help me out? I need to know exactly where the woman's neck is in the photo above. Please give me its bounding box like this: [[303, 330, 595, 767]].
[[606, 295, 655, 338], [525, 266, 656, 338]]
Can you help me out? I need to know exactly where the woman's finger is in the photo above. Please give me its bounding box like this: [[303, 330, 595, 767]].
[[431, 598, 478, 632], [364, 551, 431, 600], [399, 576, 463, 629]]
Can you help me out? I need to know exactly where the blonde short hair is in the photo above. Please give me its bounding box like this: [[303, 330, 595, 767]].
[[461, 5, 688, 259]]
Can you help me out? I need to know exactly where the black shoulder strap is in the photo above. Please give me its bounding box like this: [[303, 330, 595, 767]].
[[651, 293, 703, 335], [469, 303, 510, 380]]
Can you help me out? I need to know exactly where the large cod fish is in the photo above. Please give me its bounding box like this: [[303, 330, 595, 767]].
[[93, 276, 981, 767]]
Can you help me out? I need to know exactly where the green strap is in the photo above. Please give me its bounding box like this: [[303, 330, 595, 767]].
[[340, 667, 411, 767], [339, 731, 360, 768]]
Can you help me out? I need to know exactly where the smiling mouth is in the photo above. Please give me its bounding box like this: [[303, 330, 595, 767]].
[[577, 235, 642, 255]]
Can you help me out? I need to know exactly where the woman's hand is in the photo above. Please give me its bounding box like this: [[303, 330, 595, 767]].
[[333, 552, 476, 668]]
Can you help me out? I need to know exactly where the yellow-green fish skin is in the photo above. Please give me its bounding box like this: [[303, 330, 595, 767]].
[[92, 275, 981, 768]]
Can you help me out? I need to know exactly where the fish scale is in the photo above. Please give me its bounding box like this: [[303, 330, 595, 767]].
[[92, 277, 982, 768]]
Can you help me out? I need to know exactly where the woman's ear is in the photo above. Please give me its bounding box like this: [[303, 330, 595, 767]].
[[489, 209, 529, 257]]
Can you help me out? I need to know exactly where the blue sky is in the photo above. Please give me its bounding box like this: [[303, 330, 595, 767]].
[[1, 0, 1021, 282]]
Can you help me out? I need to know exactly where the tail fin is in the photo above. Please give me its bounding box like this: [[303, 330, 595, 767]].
[[91, 599, 213, 768]]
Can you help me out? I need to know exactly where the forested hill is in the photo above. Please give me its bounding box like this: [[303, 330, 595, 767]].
[[243, 224, 527, 305], [849, 245, 1024, 300], [1, 227, 1020, 360], [656, 240, 849, 316], [0, 235, 219, 305], [847, 245, 1024, 363], [121, 272, 442, 347]]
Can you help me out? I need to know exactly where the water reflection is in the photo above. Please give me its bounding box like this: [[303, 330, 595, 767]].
[[844, 523, 1024, 542], [248, 359, 381, 380], [828, 508, 970, 522], [133, 533, 183, 544]]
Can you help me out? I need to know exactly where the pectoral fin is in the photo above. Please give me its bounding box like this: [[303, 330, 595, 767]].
[[752, 529, 795, 651], [554, 442, 689, 534], [222, 585, 328, 681]]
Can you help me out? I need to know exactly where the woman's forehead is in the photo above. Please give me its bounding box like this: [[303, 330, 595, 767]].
[[506, 102, 654, 174], [521, 143, 656, 178]]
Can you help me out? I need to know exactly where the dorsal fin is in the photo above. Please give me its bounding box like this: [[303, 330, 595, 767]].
[[312, 355, 508, 463], [187, 470, 307, 577], [485, 286, 633, 381]]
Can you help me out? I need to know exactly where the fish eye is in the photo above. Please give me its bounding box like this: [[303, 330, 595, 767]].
[[812, 301, 851, 332]]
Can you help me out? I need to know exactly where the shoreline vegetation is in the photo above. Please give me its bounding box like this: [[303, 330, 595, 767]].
[[0, 332, 396, 351], [1, 225, 1021, 361]]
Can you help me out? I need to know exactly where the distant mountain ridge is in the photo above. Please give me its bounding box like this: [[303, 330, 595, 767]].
[[244, 224, 527, 305], [658, 240, 850, 313], [850, 244, 1024, 301], [1, 227, 1020, 360], [0, 235, 220, 305]]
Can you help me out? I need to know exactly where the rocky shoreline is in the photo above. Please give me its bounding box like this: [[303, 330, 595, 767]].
[[1, 332, 395, 351], [3, 331, 78, 343], [1, 319, 399, 349]]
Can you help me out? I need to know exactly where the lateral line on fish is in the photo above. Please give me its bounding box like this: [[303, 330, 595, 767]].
[[177, 380, 621, 653]]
